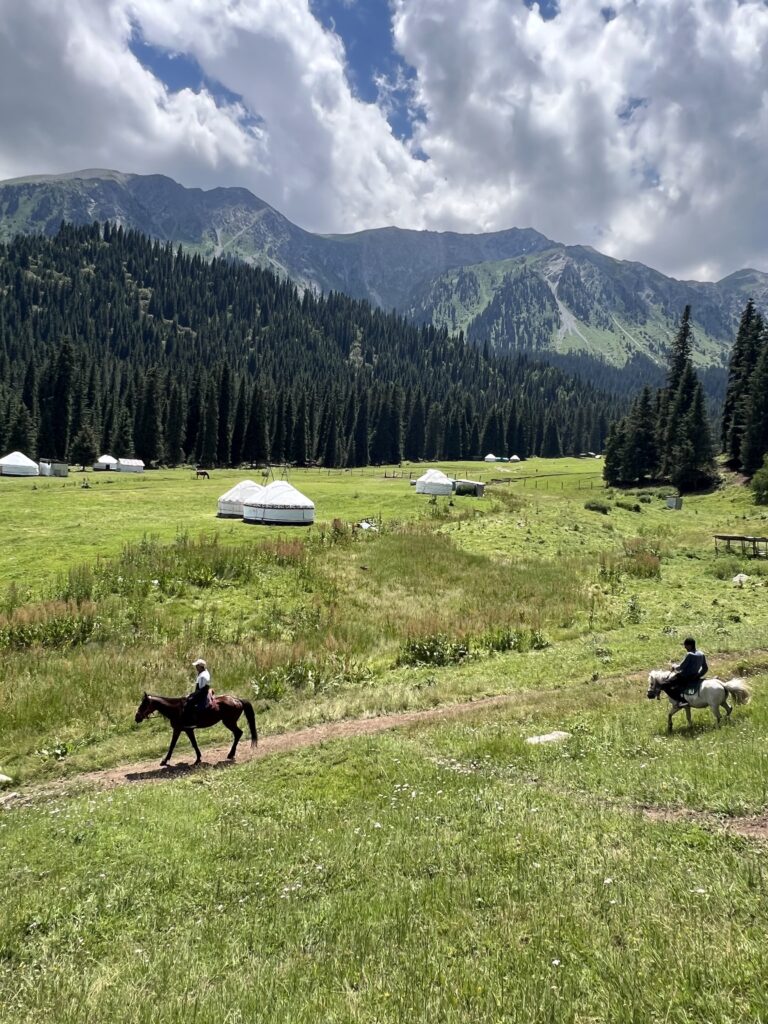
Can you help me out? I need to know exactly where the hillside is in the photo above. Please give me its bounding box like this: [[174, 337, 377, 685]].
[[2, 170, 767, 369], [0, 223, 619, 467]]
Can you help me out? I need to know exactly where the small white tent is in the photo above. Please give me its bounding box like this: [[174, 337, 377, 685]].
[[243, 480, 315, 525], [217, 480, 265, 518], [93, 454, 118, 471], [0, 451, 39, 477], [510, 454, 521, 463], [415, 469, 453, 496], [483, 453, 499, 463], [117, 458, 145, 473]]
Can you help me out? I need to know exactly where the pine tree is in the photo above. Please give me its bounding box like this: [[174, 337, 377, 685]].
[[7, 400, 37, 457], [624, 386, 658, 483], [51, 336, 75, 459], [112, 406, 135, 457], [667, 305, 694, 395], [165, 384, 185, 465], [540, 415, 562, 458], [243, 384, 269, 464], [69, 421, 99, 470], [741, 339, 768, 475], [217, 363, 232, 466], [292, 392, 310, 467], [721, 299, 759, 459], [200, 379, 219, 467], [230, 381, 248, 467], [424, 402, 443, 461], [603, 418, 628, 486], [352, 390, 369, 467]]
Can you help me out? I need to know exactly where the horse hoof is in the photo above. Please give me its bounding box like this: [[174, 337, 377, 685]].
[[160, 760, 169, 767]]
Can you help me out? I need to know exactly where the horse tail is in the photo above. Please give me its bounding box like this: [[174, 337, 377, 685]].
[[724, 679, 751, 705], [241, 699, 258, 746]]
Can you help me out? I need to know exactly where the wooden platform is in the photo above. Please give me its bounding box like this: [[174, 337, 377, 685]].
[[714, 534, 768, 557]]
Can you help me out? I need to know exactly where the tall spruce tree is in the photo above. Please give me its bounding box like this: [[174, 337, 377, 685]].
[[721, 299, 760, 461]]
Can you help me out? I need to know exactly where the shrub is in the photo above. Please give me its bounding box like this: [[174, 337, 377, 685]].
[[622, 551, 661, 578], [615, 499, 642, 513], [584, 499, 610, 515], [398, 633, 469, 666], [638, 494, 652, 504], [751, 457, 768, 505]]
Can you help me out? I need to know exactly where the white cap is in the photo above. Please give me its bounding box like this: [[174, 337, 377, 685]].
[[192, 658, 207, 669]]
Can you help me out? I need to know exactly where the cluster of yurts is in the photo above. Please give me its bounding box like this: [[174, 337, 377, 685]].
[[217, 479, 315, 526]]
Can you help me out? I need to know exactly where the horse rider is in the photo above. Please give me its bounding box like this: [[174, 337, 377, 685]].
[[184, 657, 212, 719], [665, 637, 708, 705]]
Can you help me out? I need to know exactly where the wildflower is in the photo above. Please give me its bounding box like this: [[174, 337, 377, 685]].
[[603, 878, 613, 885], [551, 959, 561, 967]]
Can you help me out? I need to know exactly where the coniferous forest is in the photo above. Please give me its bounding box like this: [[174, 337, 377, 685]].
[[603, 306, 717, 491], [0, 223, 621, 468], [605, 299, 768, 492]]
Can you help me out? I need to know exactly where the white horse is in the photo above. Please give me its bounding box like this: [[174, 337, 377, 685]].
[[647, 669, 751, 733]]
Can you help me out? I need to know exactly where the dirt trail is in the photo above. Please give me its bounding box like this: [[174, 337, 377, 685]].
[[4, 656, 767, 841], [3, 692, 523, 805]]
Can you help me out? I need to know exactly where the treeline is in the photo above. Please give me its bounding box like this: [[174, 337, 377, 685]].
[[0, 223, 622, 467], [603, 306, 716, 491], [721, 299, 768, 475]]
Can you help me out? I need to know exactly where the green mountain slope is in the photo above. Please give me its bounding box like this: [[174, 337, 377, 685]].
[[1, 169, 766, 368]]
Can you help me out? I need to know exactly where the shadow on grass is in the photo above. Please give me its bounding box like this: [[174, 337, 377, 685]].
[[124, 759, 238, 784]]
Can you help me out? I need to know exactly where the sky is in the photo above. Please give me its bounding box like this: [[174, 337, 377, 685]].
[[0, 0, 767, 281]]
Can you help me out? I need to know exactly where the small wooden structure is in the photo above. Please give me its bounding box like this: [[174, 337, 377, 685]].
[[714, 534, 768, 558]]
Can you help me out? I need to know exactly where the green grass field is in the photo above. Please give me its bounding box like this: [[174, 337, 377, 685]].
[[2, 458, 768, 1022]]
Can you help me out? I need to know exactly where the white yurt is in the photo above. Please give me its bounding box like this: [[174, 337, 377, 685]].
[[483, 453, 499, 463], [415, 469, 453, 496], [243, 480, 315, 526], [217, 480, 264, 518], [510, 454, 521, 463], [117, 458, 145, 473], [0, 451, 39, 476], [93, 454, 118, 471]]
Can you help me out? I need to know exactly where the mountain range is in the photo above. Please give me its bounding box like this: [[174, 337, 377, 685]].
[[1, 168, 766, 370]]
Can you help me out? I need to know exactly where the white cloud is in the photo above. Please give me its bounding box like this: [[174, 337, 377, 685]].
[[0, 0, 767, 278]]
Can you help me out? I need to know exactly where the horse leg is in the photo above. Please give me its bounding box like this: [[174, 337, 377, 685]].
[[724, 700, 733, 719], [226, 720, 243, 760], [161, 728, 181, 766], [713, 704, 722, 728], [685, 706, 692, 729], [667, 704, 679, 734], [185, 729, 202, 764]]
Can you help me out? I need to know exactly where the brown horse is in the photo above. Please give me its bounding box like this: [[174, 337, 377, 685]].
[[134, 692, 258, 766]]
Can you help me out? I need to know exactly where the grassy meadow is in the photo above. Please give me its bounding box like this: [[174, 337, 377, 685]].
[[2, 457, 768, 1022]]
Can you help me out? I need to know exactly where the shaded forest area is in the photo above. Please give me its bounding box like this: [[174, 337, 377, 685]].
[[0, 223, 623, 467]]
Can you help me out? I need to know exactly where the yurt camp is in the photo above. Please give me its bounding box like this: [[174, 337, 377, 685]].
[[93, 454, 118, 471], [483, 453, 499, 463], [242, 480, 315, 526], [217, 480, 264, 518], [0, 451, 39, 477], [117, 458, 145, 473], [415, 469, 453, 496], [38, 458, 69, 477]]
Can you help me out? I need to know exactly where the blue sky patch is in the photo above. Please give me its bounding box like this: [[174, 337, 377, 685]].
[[310, 0, 418, 140], [129, 30, 262, 130], [524, 0, 560, 20]]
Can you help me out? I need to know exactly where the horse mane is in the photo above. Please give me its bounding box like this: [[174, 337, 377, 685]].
[[648, 669, 672, 685], [147, 694, 185, 707]]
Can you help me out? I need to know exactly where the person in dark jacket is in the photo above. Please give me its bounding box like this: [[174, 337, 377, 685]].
[[665, 638, 708, 705]]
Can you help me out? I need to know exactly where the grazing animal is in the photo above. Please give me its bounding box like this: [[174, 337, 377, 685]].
[[195, 469, 210, 479], [647, 669, 751, 733], [134, 692, 258, 766]]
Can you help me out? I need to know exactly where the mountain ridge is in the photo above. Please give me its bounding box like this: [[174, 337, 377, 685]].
[[2, 168, 767, 369]]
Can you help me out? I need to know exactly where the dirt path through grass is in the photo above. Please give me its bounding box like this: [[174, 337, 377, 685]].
[[4, 654, 767, 843]]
